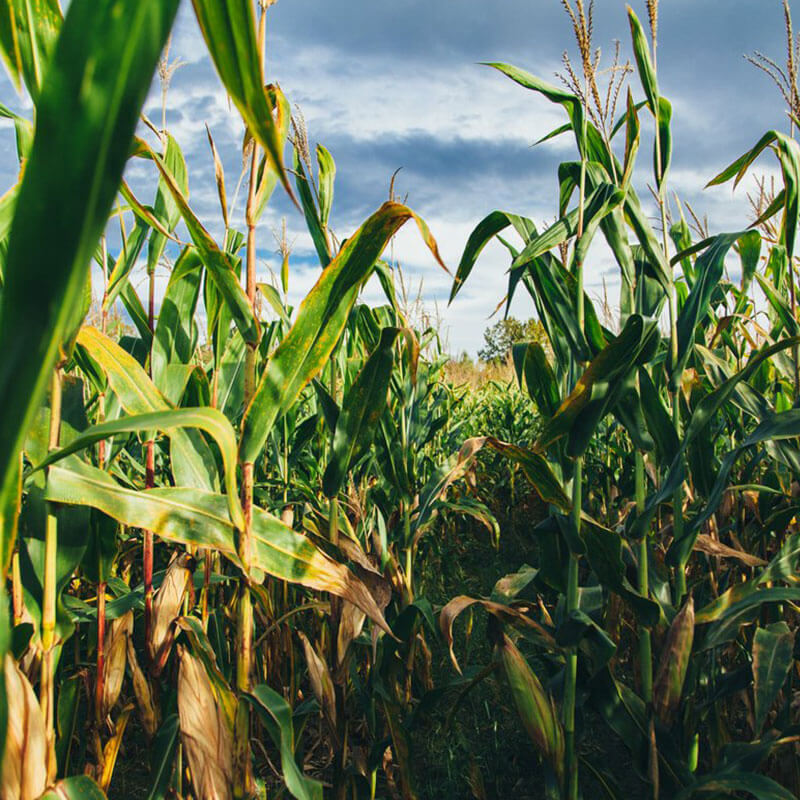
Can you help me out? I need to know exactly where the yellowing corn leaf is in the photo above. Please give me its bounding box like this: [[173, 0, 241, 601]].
[[99, 704, 133, 793], [178, 646, 234, 800], [1, 654, 49, 800]]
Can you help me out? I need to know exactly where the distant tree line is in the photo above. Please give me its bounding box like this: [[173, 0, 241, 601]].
[[478, 316, 549, 362]]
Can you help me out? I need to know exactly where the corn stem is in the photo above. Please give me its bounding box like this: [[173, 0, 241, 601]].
[[41, 367, 62, 783]]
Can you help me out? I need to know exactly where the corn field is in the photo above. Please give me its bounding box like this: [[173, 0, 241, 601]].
[[1, 0, 800, 798]]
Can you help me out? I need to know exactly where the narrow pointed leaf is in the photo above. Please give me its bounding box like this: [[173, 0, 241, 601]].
[[0, 0, 180, 563], [752, 623, 795, 734], [240, 202, 446, 463], [323, 327, 400, 497], [190, 0, 294, 201]]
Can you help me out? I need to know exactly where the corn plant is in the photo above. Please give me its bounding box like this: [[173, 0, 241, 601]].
[[444, 2, 800, 798]]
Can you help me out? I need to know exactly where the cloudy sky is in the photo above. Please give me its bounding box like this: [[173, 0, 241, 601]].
[[2, 0, 795, 354]]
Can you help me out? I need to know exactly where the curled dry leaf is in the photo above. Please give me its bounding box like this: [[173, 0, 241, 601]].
[[653, 596, 695, 724], [693, 533, 767, 566], [127, 637, 159, 739], [149, 552, 195, 672], [336, 601, 366, 667], [178, 646, 234, 800], [298, 631, 337, 736], [1, 654, 49, 800], [440, 595, 554, 674], [334, 538, 392, 663], [102, 611, 133, 718]]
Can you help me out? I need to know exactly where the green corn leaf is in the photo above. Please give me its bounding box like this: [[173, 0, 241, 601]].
[[674, 771, 797, 800], [141, 140, 260, 345], [118, 281, 153, 346], [734, 229, 763, 314], [104, 220, 149, 310], [312, 379, 339, 435], [47, 460, 241, 564], [294, 148, 332, 268], [0, 0, 179, 573], [323, 327, 400, 497], [559, 160, 638, 289], [707, 131, 800, 259], [536, 314, 660, 457], [190, 0, 294, 202], [612, 371, 655, 453], [317, 144, 336, 229], [412, 437, 488, 537], [628, 336, 800, 540], [653, 597, 694, 724], [639, 367, 679, 464], [146, 132, 188, 275], [700, 587, 800, 651], [0, 102, 33, 163], [76, 327, 218, 493], [627, 7, 658, 114], [697, 534, 800, 626], [484, 438, 570, 511], [535, 122, 572, 146], [47, 460, 390, 633], [581, 522, 660, 626], [55, 672, 81, 776], [485, 62, 587, 157], [756, 271, 800, 336], [246, 685, 324, 800], [621, 88, 640, 191], [34, 407, 245, 532], [752, 622, 795, 734], [152, 247, 203, 389], [240, 201, 446, 464], [146, 714, 180, 800], [654, 96, 672, 188], [0, 0, 62, 99], [670, 407, 800, 568], [512, 341, 560, 418], [216, 330, 247, 420], [257, 281, 291, 327], [669, 231, 752, 391], [522, 252, 599, 363], [39, 776, 108, 799], [449, 210, 535, 303], [512, 184, 623, 272], [499, 633, 564, 784]]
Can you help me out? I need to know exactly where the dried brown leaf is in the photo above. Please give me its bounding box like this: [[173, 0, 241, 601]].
[[693, 534, 767, 567], [127, 637, 159, 739], [178, 647, 234, 800], [149, 552, 195, 670], [102, 611, 133, 718], [298, 631, 336, 735], [1, 655, 49, 800]]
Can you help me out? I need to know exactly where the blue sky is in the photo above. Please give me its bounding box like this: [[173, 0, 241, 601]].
[[1, 0, 795, 354]]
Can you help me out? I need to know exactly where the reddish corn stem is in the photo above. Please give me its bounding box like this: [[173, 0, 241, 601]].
[[95, 581, 107, 723]]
